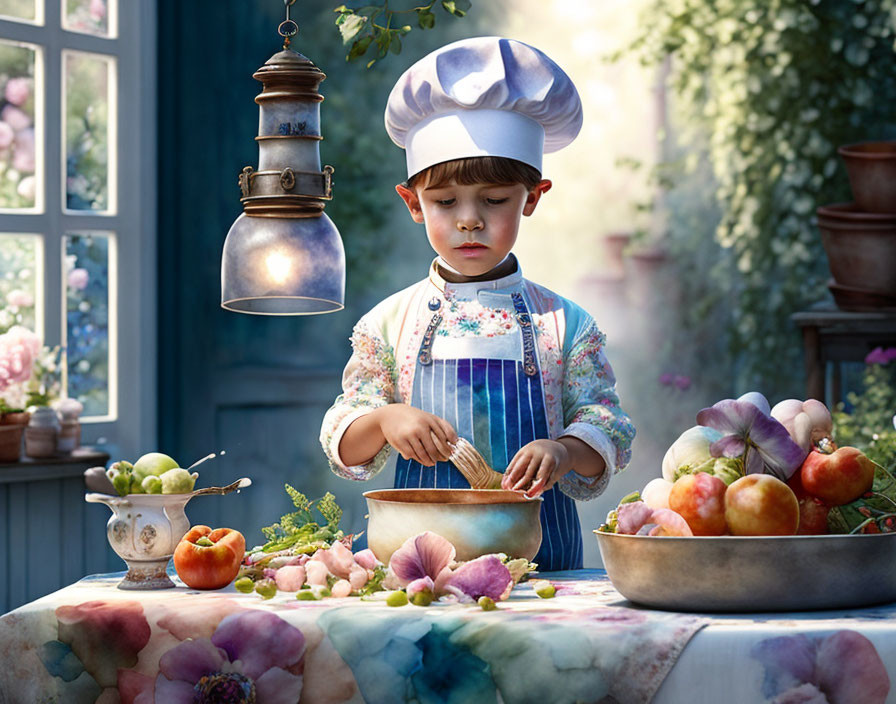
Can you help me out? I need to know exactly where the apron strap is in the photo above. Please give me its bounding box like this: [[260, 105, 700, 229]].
[[511, 292, 538, 377], [418, 310, 442, 366]]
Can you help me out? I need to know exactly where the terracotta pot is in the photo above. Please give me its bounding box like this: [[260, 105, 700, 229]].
[[0, 411, 31, 426], [838, 141, 896, 214], [0, 424, 24, 462], [816, 203, 896, 296], [827, 279, 896, 312]]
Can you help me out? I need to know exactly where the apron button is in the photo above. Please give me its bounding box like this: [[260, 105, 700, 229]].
[[428, 297, 442, 311]]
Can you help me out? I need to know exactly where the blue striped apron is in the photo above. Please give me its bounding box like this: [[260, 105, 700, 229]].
[[394, 292, 584, 571]]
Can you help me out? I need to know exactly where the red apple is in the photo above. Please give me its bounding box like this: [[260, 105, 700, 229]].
[[800, 447, 875, 506], [724, 474, 799, 536], [668, 472, 728, 536], [787, 474, 830, 535]]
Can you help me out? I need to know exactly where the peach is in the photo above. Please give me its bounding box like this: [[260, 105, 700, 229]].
[[668, 472, 728, 536], [641, 477, 674, 509], [724, 474, 799, 536], [800, 447, 875, 506]]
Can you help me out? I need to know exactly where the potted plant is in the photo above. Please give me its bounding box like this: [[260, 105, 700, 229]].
[[838, 141, 896, 215], [0, 326, 61, 462]]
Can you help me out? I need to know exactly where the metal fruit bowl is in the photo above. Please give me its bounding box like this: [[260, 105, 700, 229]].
[[365, 488, 542, 564], [595, 530, 896, 612]]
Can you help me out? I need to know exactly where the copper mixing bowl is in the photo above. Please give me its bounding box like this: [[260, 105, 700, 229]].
[[364, 488, 542, 564]]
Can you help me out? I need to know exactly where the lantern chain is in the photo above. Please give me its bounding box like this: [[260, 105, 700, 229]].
[[278, 0, 299, 50]]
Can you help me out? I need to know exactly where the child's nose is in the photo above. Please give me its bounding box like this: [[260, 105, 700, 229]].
[[456, 208, 484, 232]]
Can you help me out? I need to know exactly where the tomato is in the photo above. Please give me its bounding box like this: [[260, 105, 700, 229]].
[[173, 525, 246, 590]]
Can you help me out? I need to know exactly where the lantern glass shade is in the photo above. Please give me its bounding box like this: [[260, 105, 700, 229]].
[[221, 212, 345, 315]]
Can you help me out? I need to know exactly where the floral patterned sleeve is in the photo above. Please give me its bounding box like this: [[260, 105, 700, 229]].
[[557, 316, 635, 501], [319, 317, 398, 481]]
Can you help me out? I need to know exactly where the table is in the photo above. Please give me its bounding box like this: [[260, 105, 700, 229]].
[[791, 303, 896, 404], [1, 569, 893, 704]]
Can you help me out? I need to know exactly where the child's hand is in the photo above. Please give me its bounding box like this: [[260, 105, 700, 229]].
[[501, 439, 571, 497], [376, 404, 457, 467]]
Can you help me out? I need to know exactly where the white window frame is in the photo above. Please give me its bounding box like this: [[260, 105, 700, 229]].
[[0, 1, 156, 460]]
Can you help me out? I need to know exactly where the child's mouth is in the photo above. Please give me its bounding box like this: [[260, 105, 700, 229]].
[[457, 243, 486, 249]]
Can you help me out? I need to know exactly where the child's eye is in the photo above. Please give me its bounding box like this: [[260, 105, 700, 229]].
[[436, 198, 455, 206], [486, 198, 508, 205]]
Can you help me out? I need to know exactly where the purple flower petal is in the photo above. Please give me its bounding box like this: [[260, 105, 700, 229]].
[[153, 674, 196, 704], [710, 435, 746, 458], [744, 448, 765, 475], [158, 637, 226, 683], [445, 555, 513, 601], [772, 683, 828, 703], [749, 412, 808, 479], [865, 347, 889, 365], [212, 610, 305, 681], [697, 399, 761, 434], [388, 531, 456, 586], [616, 501, 655, 535], [816, 630, 890, 704], [254, 667, 305, 704]]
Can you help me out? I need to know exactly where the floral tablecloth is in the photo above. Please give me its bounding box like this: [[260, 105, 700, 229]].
[[0, 569, 892, 704]]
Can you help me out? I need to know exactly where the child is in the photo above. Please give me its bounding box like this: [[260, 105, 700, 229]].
[[320, 37, 634, 570]]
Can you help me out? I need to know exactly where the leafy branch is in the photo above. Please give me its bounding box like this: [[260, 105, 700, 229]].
[[334, 1, 472, 68]]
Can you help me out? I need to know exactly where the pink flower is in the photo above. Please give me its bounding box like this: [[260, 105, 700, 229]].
[[0, 105, 29, 131], [0, 121, 13, 148], [68, 267, 89, 290], [353, 548, 380, 570], [0, 325, 40, 391], [12, 128, 34, 173], [865, 346, 896, 365], [388, 531, 456, 588], [673, 375, 692, 390], [4, 77, 30, 106], [659, 373, 674, 386], [5, 289, 33, 308], [274, 565, 306, 591], [89, 0, 106, 21], [444, 555, 513, 602]]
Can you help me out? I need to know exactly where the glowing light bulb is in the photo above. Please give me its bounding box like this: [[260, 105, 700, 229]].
[[265, 251, 292, 285]]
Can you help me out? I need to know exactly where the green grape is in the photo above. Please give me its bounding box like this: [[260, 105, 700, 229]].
[[386, 590, 408, 607], [234, 577, 255, 594], [254, 578, 277, 600], [410, 589, 433, 607], [533, 580, 556, 599], [296, 590, 318, 601], [478, 596, 497, 611]]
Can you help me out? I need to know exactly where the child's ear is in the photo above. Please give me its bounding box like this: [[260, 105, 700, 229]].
[[395, 184, 426, 224], [522, 179, 552, 216]]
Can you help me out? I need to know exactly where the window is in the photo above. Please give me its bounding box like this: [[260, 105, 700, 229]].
[[0, 1, 155, 457]]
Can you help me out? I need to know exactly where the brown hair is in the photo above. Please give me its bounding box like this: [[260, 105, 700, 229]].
[[406, 156, 542, 191]]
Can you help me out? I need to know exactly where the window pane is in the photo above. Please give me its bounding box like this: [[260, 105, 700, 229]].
[[64, 51, 114, 212], [63, 0, 113, 38], [0, 233, 41, 334], [0, 0, 37, 23], [0, 41, 38, 210], [65, 232, 112, 418]]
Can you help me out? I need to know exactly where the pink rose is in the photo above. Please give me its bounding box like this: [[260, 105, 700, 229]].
[[68, 267, 89, 290], [90, 0, 106, 21], [12, 128, 34, 173], [0, 121, 13, 148], [0, 105, 29, 131], [0, 325, 41, 391], [4, 77, 30, 106], [5, 289, 33, 308]]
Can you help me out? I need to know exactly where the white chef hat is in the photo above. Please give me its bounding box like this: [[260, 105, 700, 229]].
[[385, 36, 583, 178]]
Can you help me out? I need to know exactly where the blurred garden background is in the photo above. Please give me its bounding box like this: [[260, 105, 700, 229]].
[[2, 0, 895, 568]]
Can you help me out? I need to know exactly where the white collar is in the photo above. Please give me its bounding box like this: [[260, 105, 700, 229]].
[[428, 255, 523, 295]]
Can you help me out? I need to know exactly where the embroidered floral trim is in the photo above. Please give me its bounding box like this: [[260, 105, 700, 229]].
[[437, 290, 517, 338]]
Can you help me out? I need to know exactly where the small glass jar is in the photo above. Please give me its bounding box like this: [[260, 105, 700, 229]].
[[25, 406, 59, 458], [54, 398, 84, 453]]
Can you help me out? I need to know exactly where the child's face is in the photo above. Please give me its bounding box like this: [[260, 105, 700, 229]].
[[396, 177, 551, 277]]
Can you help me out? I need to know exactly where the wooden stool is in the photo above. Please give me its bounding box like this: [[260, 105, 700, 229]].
[[791, 303, 896, 404]]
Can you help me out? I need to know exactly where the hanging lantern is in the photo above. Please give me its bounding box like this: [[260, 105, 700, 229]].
[[221, 3, 345, 315]]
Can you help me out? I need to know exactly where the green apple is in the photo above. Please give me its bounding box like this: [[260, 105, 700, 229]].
[[132, 452, 179, 483], [141, 475, 163, 494], [160, 467, 198, 494]]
